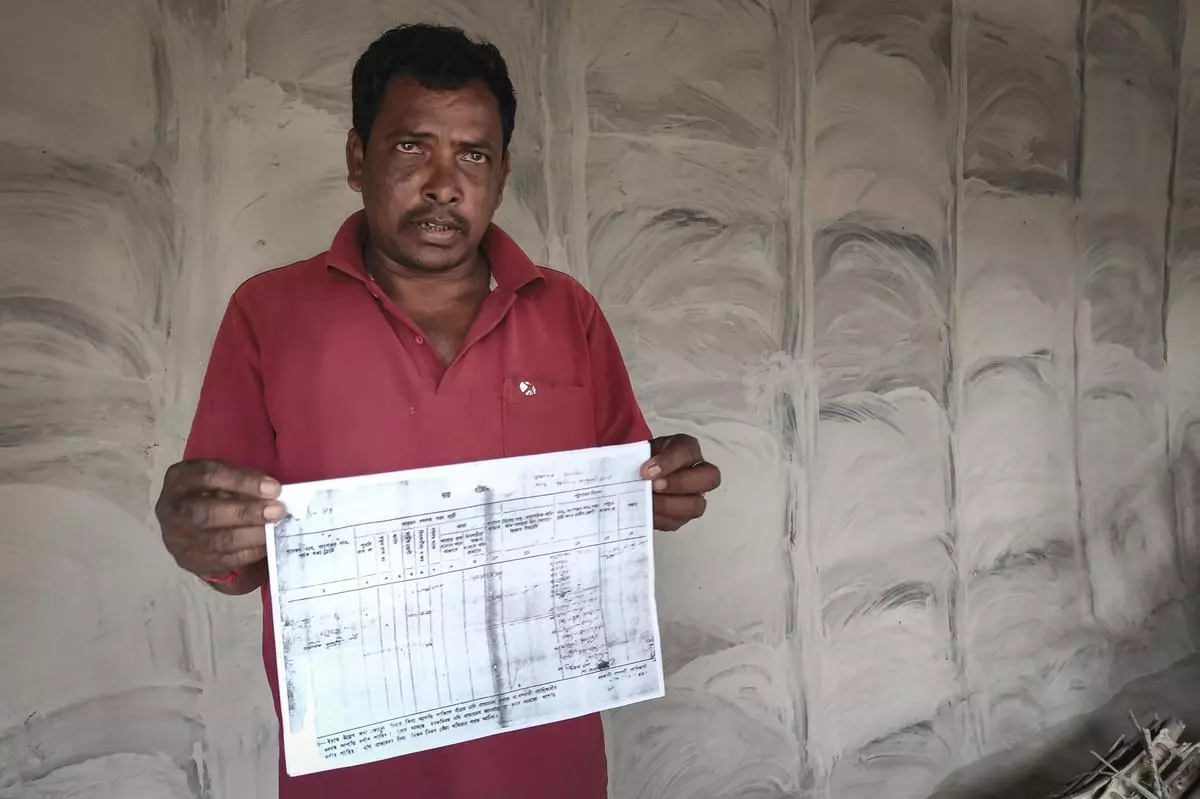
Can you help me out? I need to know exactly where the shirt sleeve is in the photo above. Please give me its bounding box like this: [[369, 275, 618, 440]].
[[584, 297, 653, 447], [182, 292, 279, 477]]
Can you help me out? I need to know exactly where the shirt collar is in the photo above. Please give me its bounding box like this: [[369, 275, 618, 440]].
[[326, 209, 542, 293]]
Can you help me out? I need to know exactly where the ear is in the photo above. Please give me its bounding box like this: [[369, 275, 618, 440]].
[[346, 129, 365, 193]]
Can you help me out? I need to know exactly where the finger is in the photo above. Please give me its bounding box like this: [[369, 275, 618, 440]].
[[203, 524, 269, 555], [653, 510, 697, 533], [175, 496, 286, 530], [652, 492, 707, 525], [642, 434, 702, 480], [166, 459, 281, 499], [187, 544, 268, 577], [654, 515, 685, 532], [651, 462, 721, 495], [214, 545, 268, 571]]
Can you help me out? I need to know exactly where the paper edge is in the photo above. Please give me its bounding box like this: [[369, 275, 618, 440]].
[[266, 439, 664, 777], [264, 490, 303, 775], [271, 441, 650, 495]]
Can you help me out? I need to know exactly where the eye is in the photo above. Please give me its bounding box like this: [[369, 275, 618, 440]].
[[396, 142, 421, 154], [462, 151, 488, 164]]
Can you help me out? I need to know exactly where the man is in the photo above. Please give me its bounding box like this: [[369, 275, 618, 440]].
[[154, 23, 720, 799]]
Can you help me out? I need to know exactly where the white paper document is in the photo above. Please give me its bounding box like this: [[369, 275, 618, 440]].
[[265, 441, 665, 776]]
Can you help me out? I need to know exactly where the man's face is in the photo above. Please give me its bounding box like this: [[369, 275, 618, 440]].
[[347, 75, 508, 274]]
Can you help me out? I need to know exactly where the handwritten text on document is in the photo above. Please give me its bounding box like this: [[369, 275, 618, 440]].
[[265, 441, 665, 776]]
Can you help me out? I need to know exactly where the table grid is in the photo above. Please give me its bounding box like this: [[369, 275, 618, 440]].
[[276, 479, 658, 742]]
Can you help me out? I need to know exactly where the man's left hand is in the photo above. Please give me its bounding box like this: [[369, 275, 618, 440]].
[[642, 434, 721, 532]]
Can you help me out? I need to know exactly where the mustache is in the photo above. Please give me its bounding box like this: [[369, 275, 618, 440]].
[[403, 207, 467, 229]]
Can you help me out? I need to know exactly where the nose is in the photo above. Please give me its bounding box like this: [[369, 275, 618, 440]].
[[422, 155, 462, 206]]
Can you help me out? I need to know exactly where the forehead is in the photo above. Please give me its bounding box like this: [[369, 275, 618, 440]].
[[374, 76, 502, 138]]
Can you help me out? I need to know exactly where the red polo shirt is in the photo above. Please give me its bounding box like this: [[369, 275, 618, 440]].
[[183, 211, 651, 798]]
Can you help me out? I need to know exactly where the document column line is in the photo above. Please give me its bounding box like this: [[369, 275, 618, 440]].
[[406, 580, 417, 713], [597, 492, 612, 658], [550, 524, 566, 679], [462, 565, 475, 698], [391, 580, 404, 716], [439, 580, 452, 703]]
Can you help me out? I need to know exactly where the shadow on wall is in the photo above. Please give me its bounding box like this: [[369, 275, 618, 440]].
[[0, 689, 203, 799], [931, 647, 1200, 796], [933, 426, 1200, 797], [931, 644, 1200, 798], [0, 486, 210, 798]]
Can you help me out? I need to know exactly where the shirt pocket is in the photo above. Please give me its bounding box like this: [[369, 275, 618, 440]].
[[500, 376, 596, 457]]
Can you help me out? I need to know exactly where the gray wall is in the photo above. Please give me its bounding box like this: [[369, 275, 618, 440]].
[[2, 1, 1199, 797]]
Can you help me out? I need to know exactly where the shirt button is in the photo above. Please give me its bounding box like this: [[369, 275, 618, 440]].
[[414, 335, 424, 345]]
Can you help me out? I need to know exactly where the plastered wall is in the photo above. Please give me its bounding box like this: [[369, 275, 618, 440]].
[[2, 1, 1199, 797]]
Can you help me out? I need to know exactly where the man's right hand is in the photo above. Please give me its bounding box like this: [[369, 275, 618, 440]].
[[155, 460, 286, 591]]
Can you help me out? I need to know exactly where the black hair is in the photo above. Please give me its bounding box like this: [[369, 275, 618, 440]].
[[351, 24, 517, 151]]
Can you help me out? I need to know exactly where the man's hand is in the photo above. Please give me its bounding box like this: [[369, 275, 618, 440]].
[[155, 460, 286, 591], [641, 434, 721, 532]]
